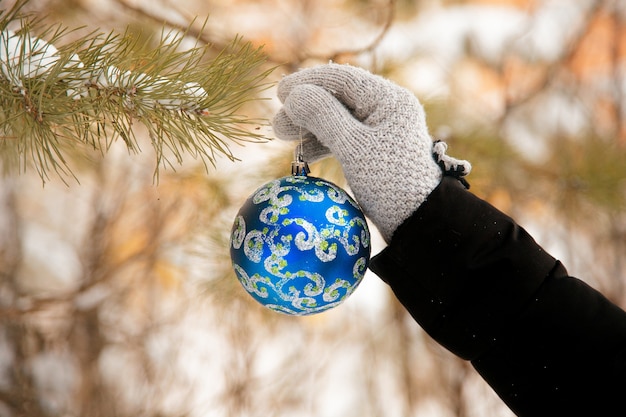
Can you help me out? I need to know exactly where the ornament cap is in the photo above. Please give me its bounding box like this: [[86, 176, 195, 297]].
[[291, 153, 310, 177]]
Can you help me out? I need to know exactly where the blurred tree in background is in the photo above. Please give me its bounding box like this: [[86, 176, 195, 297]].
[[0, 0, 624, 416]]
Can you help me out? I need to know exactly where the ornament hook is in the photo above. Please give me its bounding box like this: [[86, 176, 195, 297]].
[[291, 129, 310, 177]]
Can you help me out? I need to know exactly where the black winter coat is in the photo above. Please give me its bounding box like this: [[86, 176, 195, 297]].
[[369, 177, 626, 416]]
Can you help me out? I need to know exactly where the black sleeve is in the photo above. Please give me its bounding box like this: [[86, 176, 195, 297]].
[[369, 177, 626, 416]]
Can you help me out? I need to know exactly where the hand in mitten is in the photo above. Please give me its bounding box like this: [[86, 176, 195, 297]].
[[272, 63, 470, 243]]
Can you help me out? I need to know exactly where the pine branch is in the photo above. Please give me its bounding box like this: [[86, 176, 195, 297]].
[[0, 1, 273, 183]]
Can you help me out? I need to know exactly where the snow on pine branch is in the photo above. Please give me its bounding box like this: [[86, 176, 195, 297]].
[[92, 66, 210, 115], [0, 28, 210, 114], [0, 28, 85, 99]]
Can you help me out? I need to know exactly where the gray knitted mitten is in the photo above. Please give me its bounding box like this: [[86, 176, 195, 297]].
[[272, 63, 470, 243]]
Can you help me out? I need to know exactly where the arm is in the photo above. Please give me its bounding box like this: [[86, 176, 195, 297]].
[[371, 176, 626, 416], [273, 63, 626, 416]]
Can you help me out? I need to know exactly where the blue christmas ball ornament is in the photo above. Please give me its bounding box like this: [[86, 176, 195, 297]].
[[230, 175, 371, 315]]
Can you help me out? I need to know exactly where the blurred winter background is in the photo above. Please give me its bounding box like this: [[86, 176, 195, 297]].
[[1, 0, 625, 416]]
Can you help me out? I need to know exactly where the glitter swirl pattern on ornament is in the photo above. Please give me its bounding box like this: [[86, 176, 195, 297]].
[[230, 176, 371, 315]]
